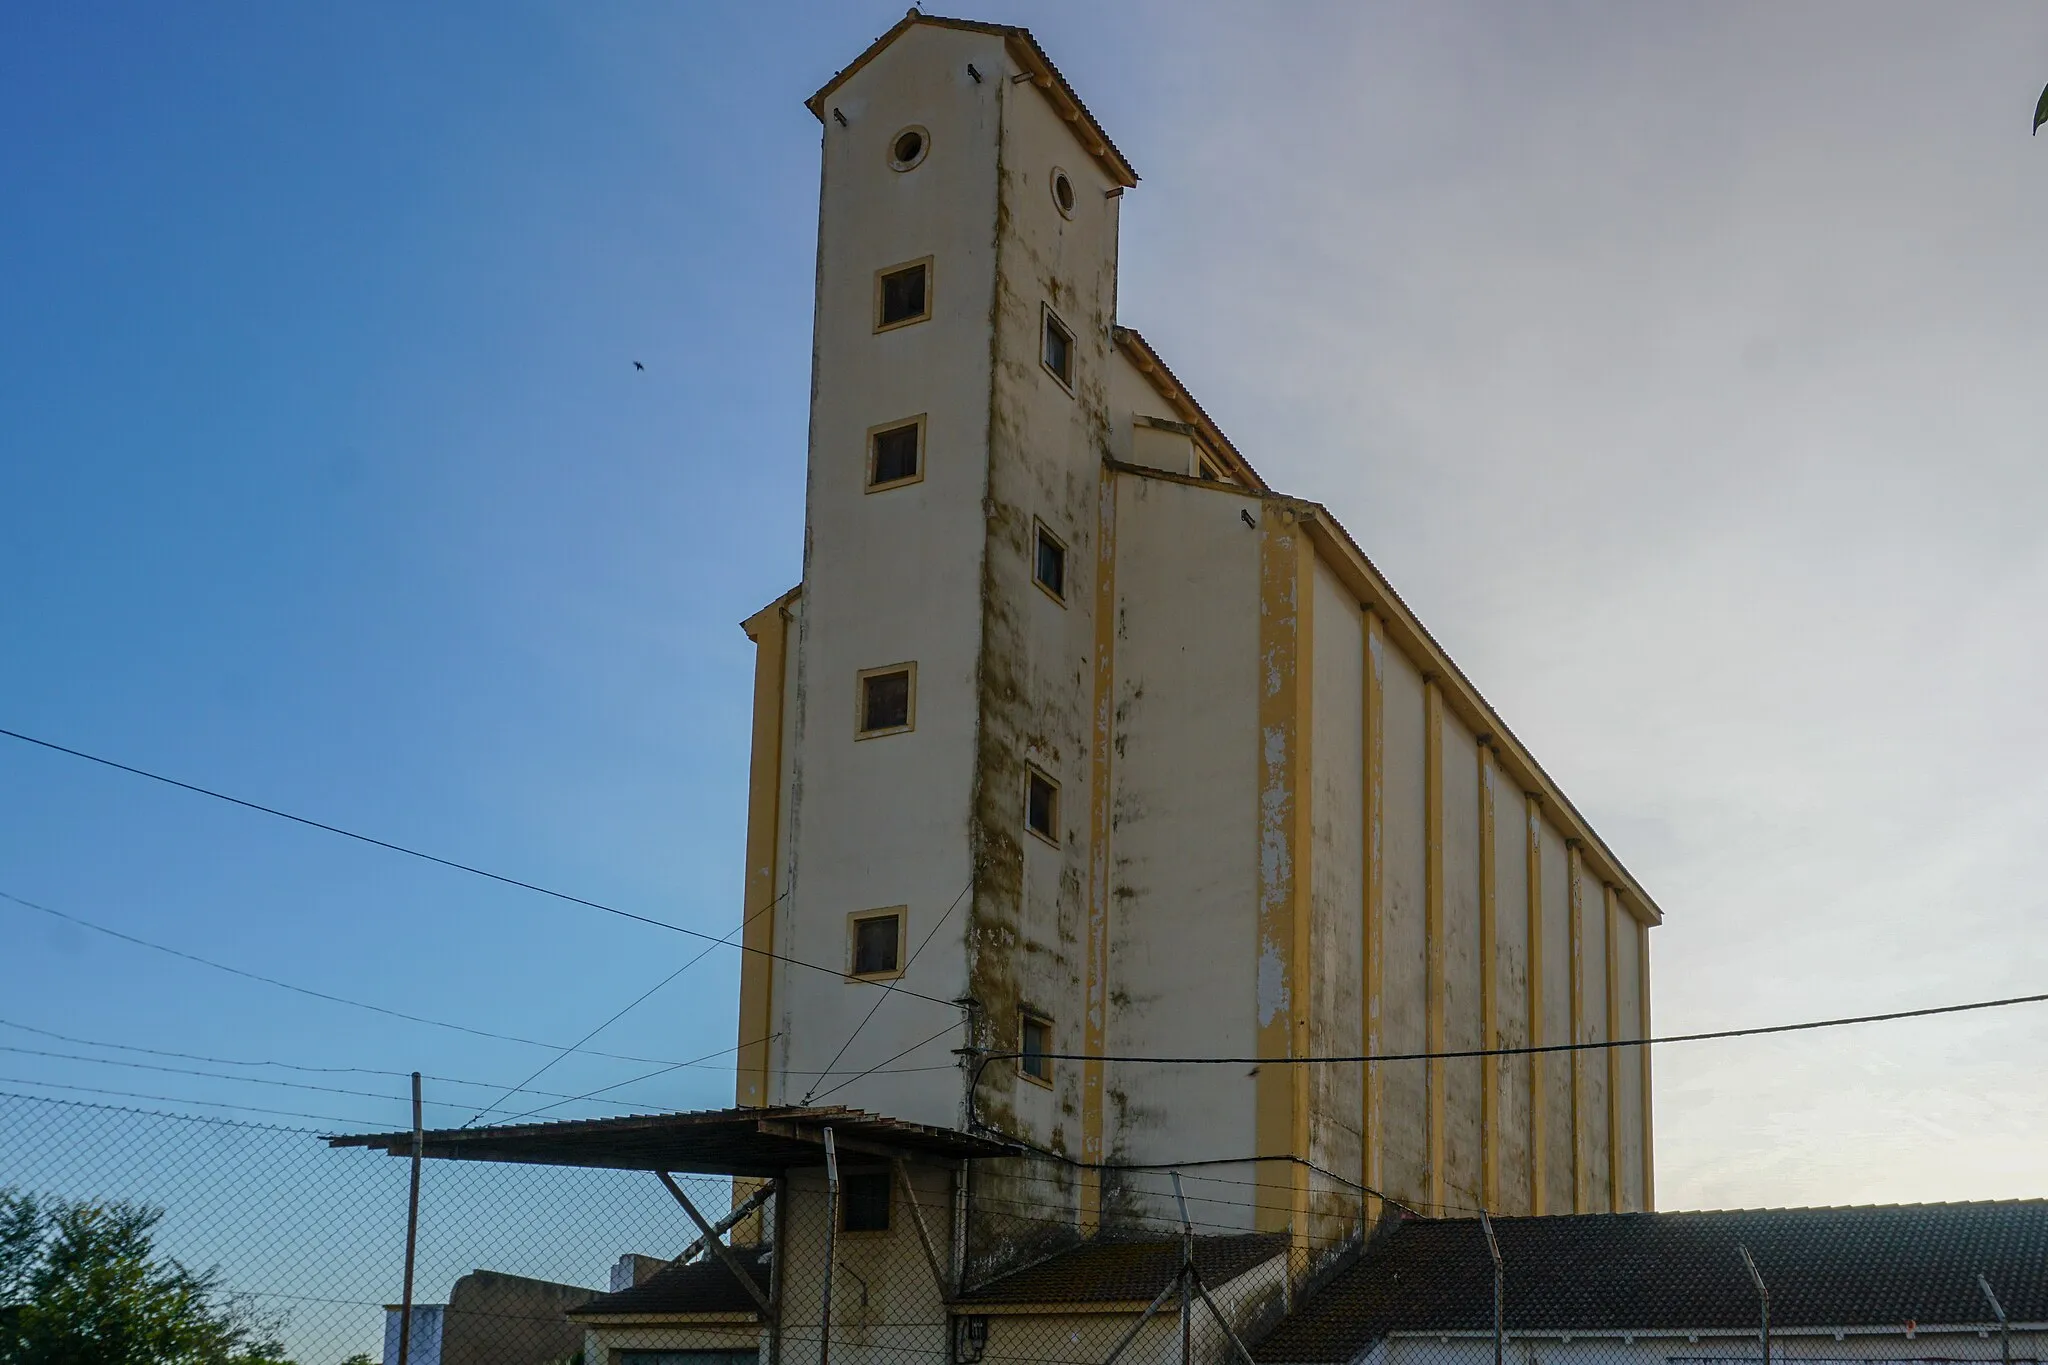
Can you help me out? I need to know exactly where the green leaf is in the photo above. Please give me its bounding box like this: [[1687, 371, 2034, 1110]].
[[2035, 81, 2048, 135]]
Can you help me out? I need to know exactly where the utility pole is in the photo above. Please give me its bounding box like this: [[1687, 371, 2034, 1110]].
[[397, 1073, 423, 1365]]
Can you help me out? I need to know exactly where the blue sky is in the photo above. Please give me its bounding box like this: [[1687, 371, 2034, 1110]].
[[6, 0, 2048, 1218], [0, 2, 882, 1130]]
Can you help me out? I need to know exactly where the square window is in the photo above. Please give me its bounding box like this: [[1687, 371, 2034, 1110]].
[[849, 910, 904, 979], [857, 664, 915, 737], [1020, 1012, 1053, 1086], [876, 259, 932, 331], [869, 418, 923, 490], [1025, 768, 1059, 845], [841, 1169, 891, 1232], [1033, 523, 1066, 602], [1041, 307, 1074, 388]]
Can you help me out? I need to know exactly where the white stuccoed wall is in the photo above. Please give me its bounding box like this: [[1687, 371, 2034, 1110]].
[[777, 24, 1010, 1128]]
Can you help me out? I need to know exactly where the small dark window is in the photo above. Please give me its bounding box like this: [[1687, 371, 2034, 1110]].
[[878, 261, 930, 329], [1020, 1013, 1053, 1084], [842, 1170, 892, 1232], [1033, 524, 1066, 601], [858, 665, 913, 736], [870, 421, 921, 488], [1051, 169, 1075, 216], [1041, 309, 1073, 387], [852, 912, 902, 977], [1025, 769, 1059, 843]]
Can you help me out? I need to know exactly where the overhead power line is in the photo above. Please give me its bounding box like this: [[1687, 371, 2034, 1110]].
[[0, 1042, 603, 1117], [1, 888, 713, 1065], [0, 725, 958, 1008], [459, 890, 785, 1127], [803, 870, 975, 1104], [975, 987, 2048, 1071], [0, 1077, 392, 1131]]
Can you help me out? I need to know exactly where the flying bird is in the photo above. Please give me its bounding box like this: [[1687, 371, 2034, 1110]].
[[633, 360, 645, 371]]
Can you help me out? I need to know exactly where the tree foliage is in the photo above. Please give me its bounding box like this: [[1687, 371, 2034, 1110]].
[[0, 1188, 292, 1365]]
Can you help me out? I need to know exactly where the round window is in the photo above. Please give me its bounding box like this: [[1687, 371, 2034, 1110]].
[[889, 125, 929, 171], [1051, 168, 1076, 217]]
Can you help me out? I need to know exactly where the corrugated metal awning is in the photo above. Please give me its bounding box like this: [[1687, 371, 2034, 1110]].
[[327, 1104, 1020, 1176]]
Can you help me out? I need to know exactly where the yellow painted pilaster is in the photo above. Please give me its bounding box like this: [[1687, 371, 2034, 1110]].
[[1080, 473, 1119, 1231], [735, 592, 795, 1109], [1256, 505, 1314, 1240], [1424, 679, 1446, 1214], [1524, 797, 1546, 1214], [1362, 610, 1386, 1215], [1605, 885, 1624, 1213], [1639, 920, 1655, 1211], [1566, 842, 1587, 1212], [1478, 744, 1500, 1212]]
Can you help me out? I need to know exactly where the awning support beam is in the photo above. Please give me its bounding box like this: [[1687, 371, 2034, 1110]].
[[673, 1179, 777, 1267], [658, 1170, 774, 1316], [893, 1158, 949, 1296]]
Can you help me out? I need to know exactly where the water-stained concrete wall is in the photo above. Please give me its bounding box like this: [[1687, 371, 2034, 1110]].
[[1308, 560, 1366, 1242], [1100, 468, 1262, 1218]]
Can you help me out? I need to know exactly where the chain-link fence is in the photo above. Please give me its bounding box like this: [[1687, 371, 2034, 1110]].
[[4, 1090, 2041, 1365]]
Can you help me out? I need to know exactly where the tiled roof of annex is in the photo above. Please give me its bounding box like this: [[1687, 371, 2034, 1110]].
[[958, 1232, 1289, 1307], [570, 1248, 771, 1321], [1254, 1202, 2048, 1364]]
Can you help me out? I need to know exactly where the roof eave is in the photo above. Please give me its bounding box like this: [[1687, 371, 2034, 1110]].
[[1289, 499, 1663, 926], [1113, 328, 1269, 493]]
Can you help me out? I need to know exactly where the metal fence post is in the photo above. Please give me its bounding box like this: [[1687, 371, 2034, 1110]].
[[1480, 1210, 1503, 1365], [820, 1127, 839, 1365], [397, 1072, 422, 1365], [1174, 1172, 1193, 1365], [1738, 1245, 1770, 1365], [1980, 1274, 2010, 1365]]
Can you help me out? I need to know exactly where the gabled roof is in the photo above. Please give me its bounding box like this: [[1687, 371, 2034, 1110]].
[[806, 11, 1138, 189], [1115, 327, 1270, 493], [959, 1232, 1288, 1307], [1253, 1202, 2048, 1363], [327, 1104, 1021, 1176], [1107, 328, 1659, 924], [569, 1247, 770, 1321]]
